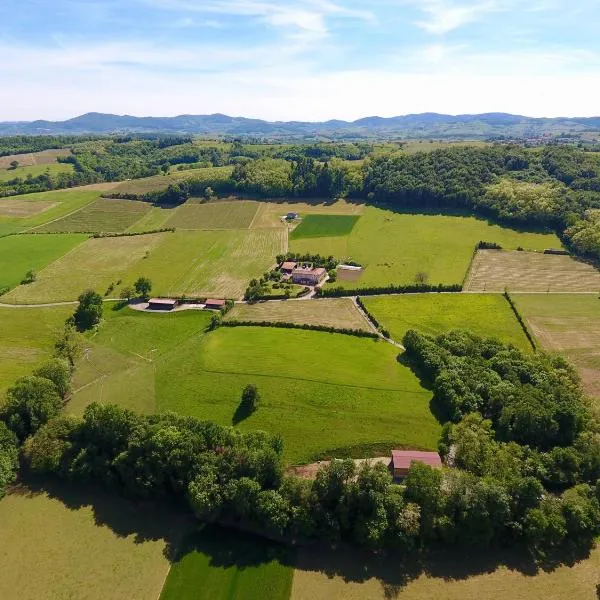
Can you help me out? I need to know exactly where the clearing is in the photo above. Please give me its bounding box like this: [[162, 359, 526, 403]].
[[0, 162, 74, 182], [290, 214, 360, 239], [0, 233, 87, 291], [362, 294, 532, 351], [513, 294, 600, 398], [166, 199, 260, 230], [465, 250, 600, 292], [0, 485, 189, 600], [160, 525, 294, 600], [0, 148, 71, 169], [289, 207, 561, 289], [226, 298, 371, 331], [34, 197, 151, 233]]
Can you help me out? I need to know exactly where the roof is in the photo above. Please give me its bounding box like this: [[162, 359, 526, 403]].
[[281, 261, 297, 270], [391, 450, 442, 470], [292, 267, 326, 277], [205, 298, 226, 306], [148, 298, 177, 306]]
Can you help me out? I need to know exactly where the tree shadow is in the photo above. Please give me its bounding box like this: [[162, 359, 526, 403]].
[[231, 401, 255, 426]]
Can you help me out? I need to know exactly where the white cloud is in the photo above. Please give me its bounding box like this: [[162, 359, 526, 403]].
[[405, 0, 499, 34]]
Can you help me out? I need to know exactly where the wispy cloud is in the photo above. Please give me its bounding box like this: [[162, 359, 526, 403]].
[[402, 0, 499, 34]]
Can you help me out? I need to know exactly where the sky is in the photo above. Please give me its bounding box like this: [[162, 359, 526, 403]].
[[1, 0, 599, 121]]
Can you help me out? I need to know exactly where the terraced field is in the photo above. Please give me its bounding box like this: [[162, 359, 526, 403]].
[[166, 199, 259, 230], [465, 250, 600, 292]]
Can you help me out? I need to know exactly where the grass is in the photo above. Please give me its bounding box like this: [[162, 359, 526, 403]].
[[513, 294, 600, 398], [289, 206, 562, 289], [226, 298, 371, 331], [160, 525, 294, 600], [166, 200, 260, 230], [127, 205, 181, 232], [0, 233, 87, 290], [0, 162, 74, 182], [0, 485, 189, 600], [0, 305, 73, 397], [3, 233, 167, 303], [362, 294, 532, 351], [465, 250, 600, 292], [0, 148, 71, 169], [290, 214, 360, 239], [34, 198, 151, 233]]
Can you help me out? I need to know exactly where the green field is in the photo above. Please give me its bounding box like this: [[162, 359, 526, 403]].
[[290, 214, 360, 239], [0, 149, 71, 170], [127, 205, 181, 232], [0, 162, 74, 182], [0, 233, 87, 291], [289, 207, 561, 289], [35, 198, 151, 233], [160, 526, 294, 600], [362, 294, 531, 350], [166, 200, 260, 230], [0, 305, 74, 397]]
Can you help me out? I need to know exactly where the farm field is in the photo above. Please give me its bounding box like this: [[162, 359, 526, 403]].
[[0, 305, 73, 397], [291, 544, 600, 600], [3, 233, 167, 303], [160, 526, 294, 600], [362, 294, 531, 350], [226, 298, 371, 331], [127, 204, 181, 232], [126, 229, 286, 299], [0, 486, 189, 600], [289, 207, 561, 289], [0, 233, 87, 291], [465, 250, 600, 292], [0, 148, 71, 169], [166, 199, 260, 230], [514, 294, 600, 398], [34, 197, 151, 233], [290, 214, 360, 239], [0, 162, 73, 182]]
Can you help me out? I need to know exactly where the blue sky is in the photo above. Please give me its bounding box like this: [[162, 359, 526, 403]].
[[1, 0, 599, 120]]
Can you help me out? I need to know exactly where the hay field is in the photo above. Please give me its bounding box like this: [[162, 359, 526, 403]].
[[166, 199, 259, 230], [290, 214, 360, 239], [514, 294, 600, 398], [226, 298, 370, 331], [35, 198, 151, 233], [0, 198, 59, 218], [362, 294, 531, 350], [3, 233, 167, 303], [127, 205, 181, 232], [0, 486, 189, 600], [0, 148, 71, 169], [0, 162, 74, 182], [465, 250, 600, 292], [290, 207, 561, 289], [126, 229, 285, 299]]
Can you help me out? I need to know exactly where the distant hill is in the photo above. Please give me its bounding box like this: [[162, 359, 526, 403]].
[[1, 111, 600, 139]]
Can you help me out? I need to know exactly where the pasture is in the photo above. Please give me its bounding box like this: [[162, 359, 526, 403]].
[[291, 214, 360, 239], [160, 526, 294, 600], [0, 148, 71, 169], [3, 233, 167, 303], [34, 198, 151, 233], [362, 294, 531, 350], [465, 250, 600, 292], [127, 205, 182, 232], [166, 199, 260, 230], [289, 207, 561, 289], [0, 233, 87, 291], [0, 486, 189, 600], [226, 298, 370, 331], [0, 162, 74, 182], [513, 294, 600, 398]]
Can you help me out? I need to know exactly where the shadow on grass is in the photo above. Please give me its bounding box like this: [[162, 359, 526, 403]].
[[231, 401, 255, 426]]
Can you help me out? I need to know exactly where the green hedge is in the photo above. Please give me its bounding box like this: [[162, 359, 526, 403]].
[[319, 283, 462, 297], [222, 319, 379, 339]]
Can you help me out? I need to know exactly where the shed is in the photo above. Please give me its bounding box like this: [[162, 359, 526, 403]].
[[281, 261, 297, 273], [391, 450, 442, 479], [148, 298, 177, 311], [205, 298, 226, 310], [286, 212, 299, 220]]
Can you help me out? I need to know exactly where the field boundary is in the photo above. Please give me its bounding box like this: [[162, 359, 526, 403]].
[[503, 291, 537, 351], [221, 319, 379, 339]]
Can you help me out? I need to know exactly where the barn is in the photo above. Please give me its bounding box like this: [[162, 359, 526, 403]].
[[205, 298, 226, 310], [148, 298, 177, 311], [391, 450, 442, 479]]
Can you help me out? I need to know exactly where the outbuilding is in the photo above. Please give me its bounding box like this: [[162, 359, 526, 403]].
[[148, 298, 177, 311], [391, 450, 442, 479], [205, 298, 226, 310], [286, 212, 299, 220], [281, 261, 297, 274], [291, 267, 327, 286]]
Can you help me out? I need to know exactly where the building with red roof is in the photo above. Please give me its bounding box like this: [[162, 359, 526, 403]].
[[391, 450, 442, 479]]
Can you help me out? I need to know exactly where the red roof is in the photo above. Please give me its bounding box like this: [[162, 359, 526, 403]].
[[205, 298, 226, 306], [281, 261, 297, 270], [391, 450, 442, 470]]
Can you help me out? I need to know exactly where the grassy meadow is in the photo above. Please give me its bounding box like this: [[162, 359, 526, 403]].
[[160, 526, 294, 600], [0, 162, 74, 182], [0, 233, 87, 291], [290, 214, 360, 239], [362, 294, 531, 350], [166, 199, 260, 230], [0, 148, 71, 169], [289, 207, 562, 289]]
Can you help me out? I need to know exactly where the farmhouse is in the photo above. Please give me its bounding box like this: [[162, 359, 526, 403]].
[[291, 266, 327, 286], [280, 261, 297, 274], [205, 298, 226, 310], [148, 298, 177, 311], [391, 450, 442, 479]]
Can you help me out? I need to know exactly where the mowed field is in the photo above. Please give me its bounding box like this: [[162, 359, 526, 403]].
[[34, 198, 151, 233], [0, 233, 87, 290], [290, 214, 360, 239], [226, 298, 371, 331], [514, 294, 600, 398], [289, 207, 561, 289], [362, 294, 531, 350], [160, 526, 294, 600], [0, 162, 74, 182], [0, 486, 189, 600], [465, 250, 600, 292], [0, 148, 71, 169], [166, 199, 259, 230]]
